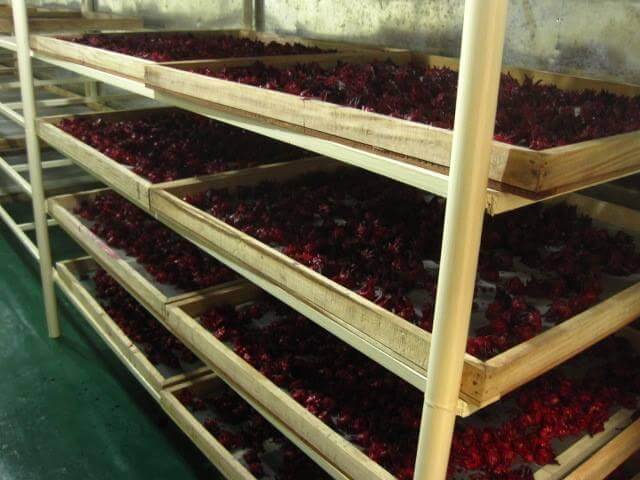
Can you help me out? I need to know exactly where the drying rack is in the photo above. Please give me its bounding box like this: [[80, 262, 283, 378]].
[[4, 0, 640, 478]]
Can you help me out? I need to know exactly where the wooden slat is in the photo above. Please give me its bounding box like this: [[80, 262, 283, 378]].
[[56, 257, 209, 393], [37, 107, 170, 209], [564, 418, 640, 480], [29, 30, 365, 82], [47, 189, 238, 320], [161, 375, 258, 480], [31, 34, 155, 81]]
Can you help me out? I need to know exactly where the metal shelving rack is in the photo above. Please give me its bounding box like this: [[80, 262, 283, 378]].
[[6, 0, 640, 478]]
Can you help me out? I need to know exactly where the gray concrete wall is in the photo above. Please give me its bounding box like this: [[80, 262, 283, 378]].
[[21, 0, 640, 84]]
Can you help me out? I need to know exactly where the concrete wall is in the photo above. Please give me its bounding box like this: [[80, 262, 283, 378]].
[[22, 0, 640, 84]]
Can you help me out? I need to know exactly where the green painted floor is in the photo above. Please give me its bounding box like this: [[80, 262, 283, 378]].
[[0, 221, 222, 479]]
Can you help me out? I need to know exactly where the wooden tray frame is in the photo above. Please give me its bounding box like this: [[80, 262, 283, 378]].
[[167, 283, 640, 480], [30, 29, 371, 81], [149, 159, 640, 408], [48, 188, 240, 319], [564, 418, 640, 480], [145, 51, 640, 197], [163, 373, 344, 480], [37, 106, 313, 210], [162, 374, 267, 480], [56, 257, 210, 394]]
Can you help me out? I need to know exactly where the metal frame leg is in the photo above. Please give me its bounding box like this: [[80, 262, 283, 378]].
[[413, 1, 509, 479], [11, 0, 60, 338]]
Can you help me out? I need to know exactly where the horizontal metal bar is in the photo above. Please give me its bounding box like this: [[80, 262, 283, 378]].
[[0, 64, 59, 74], [0, 76, 87, 90], [0, 203, 38, 259], [4, 97, 85, 109], [13, 158, 73, 173], [0, 154, 31, 195], [0, 100, 24, 126], [18, 217, 57, 231], [4, 93, 141, 112]]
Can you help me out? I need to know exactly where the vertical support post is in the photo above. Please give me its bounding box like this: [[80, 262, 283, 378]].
[[413, 1, 508, 479], [11, 0, 60, 338], [242, 0, 254, 30], [81, 0, 101, 103], [254, 0, 265, 32], [81, 0, 96, 16]]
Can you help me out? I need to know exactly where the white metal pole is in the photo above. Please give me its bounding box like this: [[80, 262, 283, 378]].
[[243, 0, 255, 30], [81, 0, 101, 103], [413, 1, 508, 479], [11, 0, 60, 338], [80, 0, 96, 16]]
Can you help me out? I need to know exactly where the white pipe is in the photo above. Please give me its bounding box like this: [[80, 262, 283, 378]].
[[0, 203, 39, 259], [11, 0, 60, 338], [0, 77, 87, 90], [243, 0, 255, 30], [0, 101, 25, 126], [0, 154, 32, 195], [413, 1, 508, 479], [18, 217, 57, 231], [5, 94, 140, 111], [80, 0, 95, 16], [84, 81, 99, 103], [13, 158, 73, 173]]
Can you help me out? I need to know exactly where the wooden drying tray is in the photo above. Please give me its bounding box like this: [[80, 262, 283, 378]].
[[164, 373, 341, 480], [29, 29, 373, 81], [149, 158, 640, 408], [48, 188, 242, 320], [57, 258, 334, 480], [168, 282, 640, 480], [55, 257, 210, 395], [145, 51, 640, 197], [0, 7, 142, 34], [37, 106, 313, 210]]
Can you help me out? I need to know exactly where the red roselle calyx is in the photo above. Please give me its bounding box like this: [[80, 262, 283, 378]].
[[68, 33, 335, 62], [199, 294, 640, 479], [76, 192, 235, 291], [185, 169, 640, 359], [93, 269, 196, 367], [201, 59, 640, 149], [177, 381, 327, 479], [58, 111, 306, 183]]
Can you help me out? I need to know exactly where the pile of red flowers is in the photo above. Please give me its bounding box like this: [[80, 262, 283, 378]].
[[95, 267, 324, 478], [185, 169, 639, 359], [200, 295, 640, 479], [76, 192, 235, 290], [179, 384, 327, 479], [59, 111, 306, 182], [68, 33, 334, 62], [93, 269, 197, 368], [202, 59, 640, 149]]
